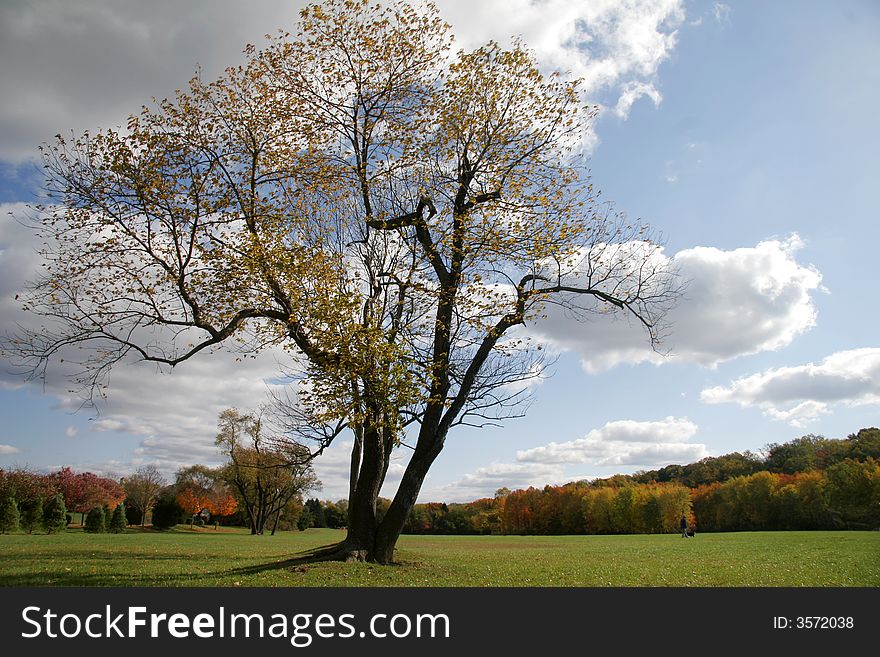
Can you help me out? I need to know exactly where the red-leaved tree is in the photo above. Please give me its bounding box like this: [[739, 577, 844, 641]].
[[51, 467, 125, 524]]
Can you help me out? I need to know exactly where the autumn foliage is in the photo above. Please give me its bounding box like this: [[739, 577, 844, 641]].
[[50, 467, 125, 520], [0, 466, 124, 526], [692, 460, 880, 531], [402, 481, 692, 536], [176, 480, 238, 521], [397, 462, 880, 536], [401, 430, 880, 535], [207, 492, 238, 518], [175, 488, 208, 518]]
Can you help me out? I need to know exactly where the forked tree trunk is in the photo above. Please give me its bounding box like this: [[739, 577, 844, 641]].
[[336, 425, 445, 564]]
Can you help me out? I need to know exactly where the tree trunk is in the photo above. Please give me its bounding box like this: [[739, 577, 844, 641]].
[[333, 422, 445, 564], [341, 429, 382, 559], [374, 439, 443, 563], [270, 505, 282, 535], [234, 481, 259, 535]]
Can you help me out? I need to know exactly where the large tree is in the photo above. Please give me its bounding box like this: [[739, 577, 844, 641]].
[[215, 408, 318, 535], [7, 0, 678, 562]]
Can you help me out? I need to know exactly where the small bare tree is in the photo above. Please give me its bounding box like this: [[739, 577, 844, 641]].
[[215, 408, 319, 535], [122, 464, 165, 527]]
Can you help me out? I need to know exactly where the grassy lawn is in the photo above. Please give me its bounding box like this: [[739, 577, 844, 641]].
[[0, 527, 877, 586]]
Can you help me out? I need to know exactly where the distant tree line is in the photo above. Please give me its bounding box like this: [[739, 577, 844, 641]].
[[692, 461, 880, 531], [396, 482, 693, 536], [2, 428, 877, 536], [630, 428, 880, 486], [400, 428, 880, 535]]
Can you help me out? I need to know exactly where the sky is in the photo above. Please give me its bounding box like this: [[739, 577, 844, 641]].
[[1, 0, 878, 503]]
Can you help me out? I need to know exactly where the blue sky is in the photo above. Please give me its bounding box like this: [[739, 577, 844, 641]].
[[1, 0, 878, 502]]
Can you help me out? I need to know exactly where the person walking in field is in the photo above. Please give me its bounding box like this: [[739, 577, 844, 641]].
[[680, 513, 688, 538]]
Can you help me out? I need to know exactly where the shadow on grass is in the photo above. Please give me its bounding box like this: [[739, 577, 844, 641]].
[[222, 542, 348, 577]]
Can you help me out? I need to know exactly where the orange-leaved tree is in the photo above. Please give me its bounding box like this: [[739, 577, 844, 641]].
[[175, 464, 238, 527], [175, 488, 209, 527], [205, 492, 238, 518]]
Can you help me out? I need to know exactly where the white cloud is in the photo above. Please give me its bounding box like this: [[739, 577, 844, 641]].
[[534, 235, 823, 372], [445, 0, 685, 84], [65, 426, 77, 439], [0, 0, 686, 162], [614, 80, 663, 119], [700, 347, 880, 427], [426, 462, 567, 503], [713, 3, 731, 24], [427, 416, 705, 502], [446, 0, 684, 145], [516, 416, 704, 466], [0, 0, 297, 162], [80, 351, 296, 470], [0, 444, 22, 455], [763, 401, 830, 426]]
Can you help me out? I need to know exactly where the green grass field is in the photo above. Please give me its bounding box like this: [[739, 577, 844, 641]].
[[0, 527, 877, 586]]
